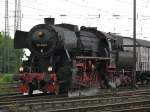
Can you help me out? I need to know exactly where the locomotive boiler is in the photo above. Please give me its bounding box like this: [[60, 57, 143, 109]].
[[14, 18, 111, 95]]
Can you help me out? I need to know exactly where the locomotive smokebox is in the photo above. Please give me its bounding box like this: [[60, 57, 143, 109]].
[[44, 18, 55, 25]]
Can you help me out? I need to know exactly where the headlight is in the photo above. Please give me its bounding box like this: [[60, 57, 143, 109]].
[[19, 66, 24, 72], [37, 31, 44, 38], [48, 66, 52, 72]]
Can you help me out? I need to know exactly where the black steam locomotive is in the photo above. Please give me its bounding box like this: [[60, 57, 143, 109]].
[[14, 18, 150, 95]]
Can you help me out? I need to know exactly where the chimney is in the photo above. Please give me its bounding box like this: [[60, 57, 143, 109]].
[[44, 18, 55, 25]]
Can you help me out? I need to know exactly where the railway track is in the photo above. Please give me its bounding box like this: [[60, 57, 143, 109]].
[[0, 85, 150, 112], [0, 84, 150, 99], [103, 107, 150, 112], [0, 83, 149, 97], [1, 87, 150, 106], [46, 100, 150, 112], [1, 94, 150, 112]]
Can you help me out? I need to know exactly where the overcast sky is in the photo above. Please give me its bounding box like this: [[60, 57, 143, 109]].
[[0, 0, 150, 40]]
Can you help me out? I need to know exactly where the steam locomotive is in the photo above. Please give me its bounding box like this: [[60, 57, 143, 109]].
[[14, 18, 150, 95]]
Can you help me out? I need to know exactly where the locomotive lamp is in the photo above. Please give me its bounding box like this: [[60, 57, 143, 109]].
[[48, 66, 52, 72], [37, 31, 44, 38], [19, 66, 24, 72]]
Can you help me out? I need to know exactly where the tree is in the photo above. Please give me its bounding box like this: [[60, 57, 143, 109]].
[[0, 32, 23, 73]]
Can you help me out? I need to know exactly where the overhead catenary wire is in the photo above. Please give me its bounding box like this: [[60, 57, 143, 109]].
[[0, 0, 150, 41], [0, 0, 148, 22], [116, 0, 150, 9]]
